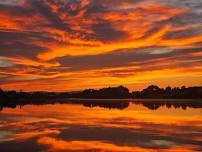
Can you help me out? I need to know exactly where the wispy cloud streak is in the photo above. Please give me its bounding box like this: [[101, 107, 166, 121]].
[[0, 0, 202, 91]]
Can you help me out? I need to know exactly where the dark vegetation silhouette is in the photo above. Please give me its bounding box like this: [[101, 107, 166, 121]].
[[76, 86, 131, 99], [132, 85, 202, 99], [0, 85, 202, 111]]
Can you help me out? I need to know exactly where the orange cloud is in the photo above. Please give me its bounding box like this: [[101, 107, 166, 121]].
[[13, 129, 60, 140], [37, 137, 154, 152], [0, 0, 202, 91]]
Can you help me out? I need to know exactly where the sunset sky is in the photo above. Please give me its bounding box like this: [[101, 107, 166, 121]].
[[0, 0, 202, 91]]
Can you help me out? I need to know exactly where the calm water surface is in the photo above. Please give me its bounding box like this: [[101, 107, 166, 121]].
[[0, 99, 202, 152]]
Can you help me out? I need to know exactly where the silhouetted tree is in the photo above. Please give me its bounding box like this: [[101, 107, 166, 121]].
[[165, 86, 172, 92], [0, 85, 202, 111], [0, 88, 8, 103]]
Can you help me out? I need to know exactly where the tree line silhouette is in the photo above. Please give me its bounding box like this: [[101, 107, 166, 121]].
[[132, 85, 202, 99], [0, 85, 202, 111]]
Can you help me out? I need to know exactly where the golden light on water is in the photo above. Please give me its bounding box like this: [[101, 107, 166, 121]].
[[0, 102, 202, 151]]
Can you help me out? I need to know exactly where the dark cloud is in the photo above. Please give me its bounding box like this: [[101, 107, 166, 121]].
[[160, 0, 202, 10], [166, 12, 202, 27], [0, 0, 202, 90], [0, 30, 54, 42], [59, 0, 85, 16], [165, 27, 202, 39], [84, 0, 108, 15], [57, 46, 202, 71], [27, 0, 70, 30], [91, 21, 128, 42], [0, 3, 33, 16], [0, 42, 47, 59], [0, 30, 54, 59]]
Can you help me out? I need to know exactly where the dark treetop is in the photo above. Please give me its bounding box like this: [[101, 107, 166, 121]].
[[0, 85, 202, 111]]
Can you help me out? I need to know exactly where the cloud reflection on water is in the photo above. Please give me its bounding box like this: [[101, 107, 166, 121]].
[[0, 102, 202, 151]]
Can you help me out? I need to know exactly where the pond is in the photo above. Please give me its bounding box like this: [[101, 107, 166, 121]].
[[0, 99, 202, 152]]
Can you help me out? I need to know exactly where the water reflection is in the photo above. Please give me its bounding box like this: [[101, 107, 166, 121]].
[[0, 100, 202, 152], [1, 98, 202, 111]]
